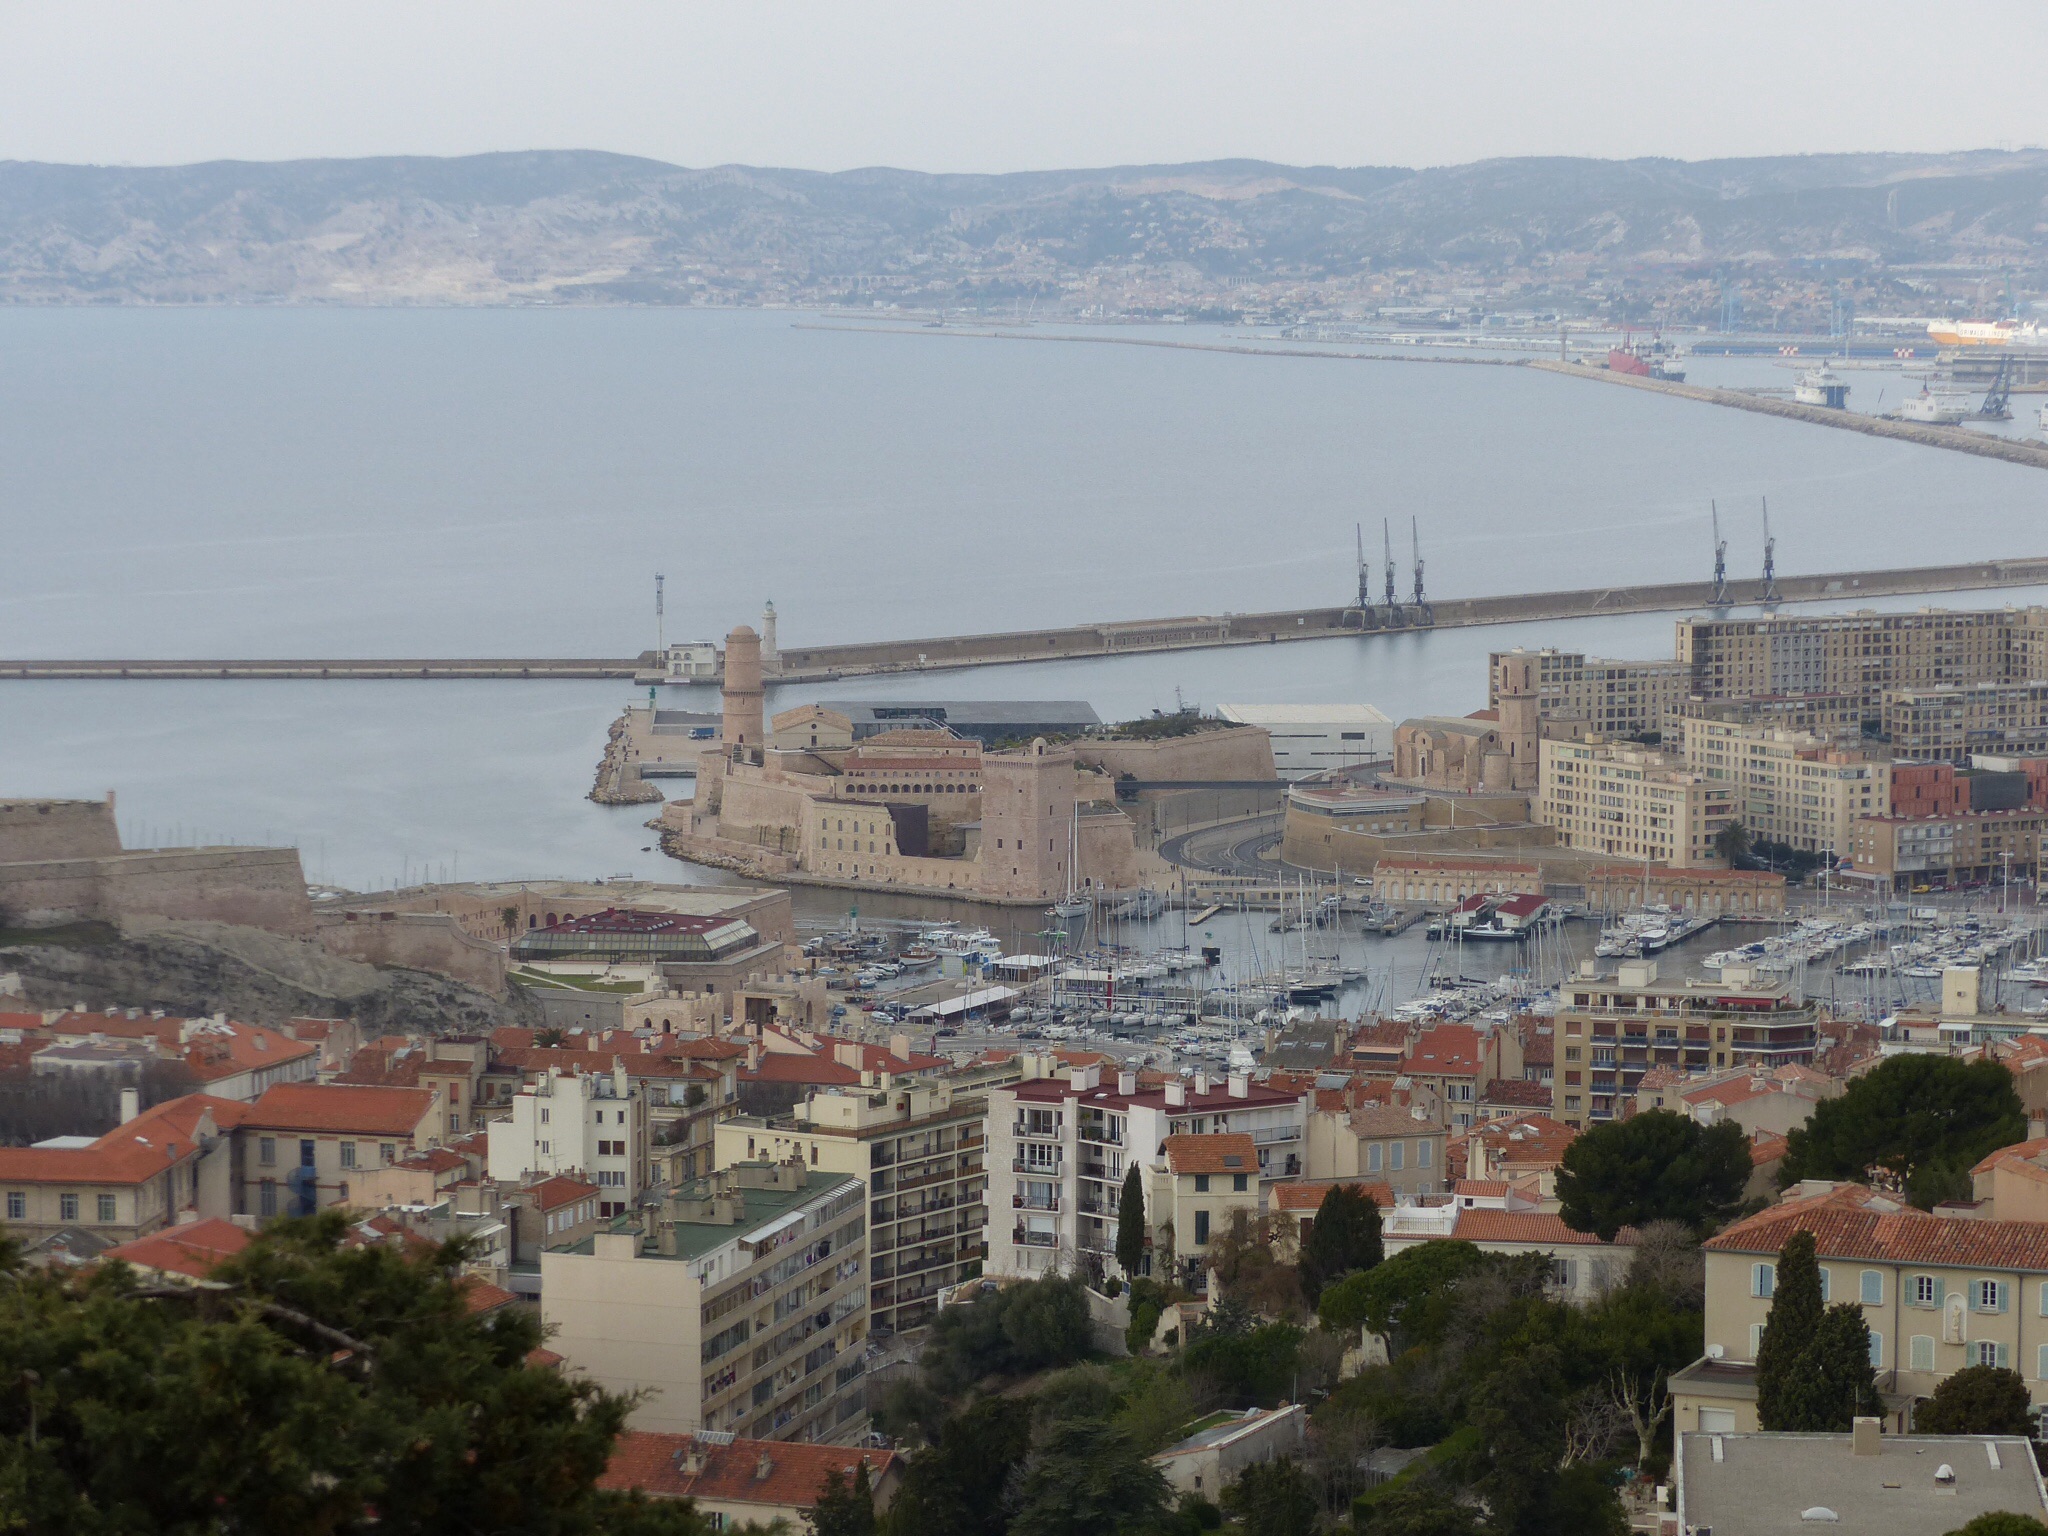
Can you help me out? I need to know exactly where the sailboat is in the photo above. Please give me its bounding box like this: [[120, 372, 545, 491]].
[[1048, 802, 1090, 920]]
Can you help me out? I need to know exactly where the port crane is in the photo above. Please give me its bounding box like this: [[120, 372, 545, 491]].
[[1760, 498, 1781, 606], [1709, 502, 1730, 608], [1410, 516, 1432, 622], [1977, 354, 2015, 421], [1355, 523, 1371, 611], [1382, 519, 1398, 612]]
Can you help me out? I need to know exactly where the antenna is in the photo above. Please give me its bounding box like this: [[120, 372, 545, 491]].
[[1356, 523, 1370, 610], [1410, 515, 1426, 610], [1709, 501, 1729, 607], [1382, 518, 1397, 610], [1760, 498, 1780, 605], [655, 573, 666, 652]]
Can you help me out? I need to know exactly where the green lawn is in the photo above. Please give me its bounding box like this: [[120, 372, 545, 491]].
[[508, 969, 646, 994]]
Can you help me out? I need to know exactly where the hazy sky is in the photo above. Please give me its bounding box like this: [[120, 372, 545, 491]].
[[3, 2, 2045, 172]]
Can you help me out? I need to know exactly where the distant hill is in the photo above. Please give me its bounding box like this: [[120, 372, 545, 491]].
[[0, 148, 2043, 307]]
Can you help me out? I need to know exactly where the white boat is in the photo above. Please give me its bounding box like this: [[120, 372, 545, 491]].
[[1793, 367, 1849, 408], [1895, 386, 1969, 425]]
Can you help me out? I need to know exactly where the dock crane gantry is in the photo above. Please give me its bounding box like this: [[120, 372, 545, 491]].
[[1760, 497, 1781, 606], [1709, 502, 1730, 608]]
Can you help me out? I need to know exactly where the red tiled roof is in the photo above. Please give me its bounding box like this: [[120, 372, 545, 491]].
[[1452, 1209, 1636, 1246], [0, 1092, 246, 1184], [459, 1277, 520, 1314], [524, 1175, 600, 1212], [100, 1217, 251, 1280], [1482, 1080, 1553, 1107], [243, 1082, 435, 1136], [1704, 1183, 2048, 1271], [1162, 1133, 1258, 1175], [743, 1053, 865, 1087], [1749, 1132, 1790, 1167], [599, 1431, 899, 1510], [1272, 1179, 1394, 1212], [1456, 1180, 1509, 1197], [1009, 1077, 1300, 1113], [1404, 1024, 1483, 1077], [1973, 1136, 2048, 1179]]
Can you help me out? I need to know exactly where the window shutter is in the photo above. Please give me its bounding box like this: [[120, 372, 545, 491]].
[[1999, 1282, 2011, 1314], [1867, 1333, 1883, 1369], [1818, 1267, 1831, 1303], [1749, 1323, 1764, 1358], [1860, 1270, 1883, 1307], [1998, 1342, 2011, 1370], [2038, 1343, 2048, 1381], [1912, 1335, 1935, 1372]]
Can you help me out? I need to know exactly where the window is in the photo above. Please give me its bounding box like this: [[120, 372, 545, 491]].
[[1911, 1335, 1936, 1372], [4, 1192, 21, 1220], [540, 1108, 550, 1124], [299, 1140, 316, 1169], [1193, 1174, 1209, 1193], [1698, 1407, 1738, 1434], [449, 1114, 460, 1133], [1856, 1270, 1883, 1307], [1194, 1209, 1210, 1245], [1818, 1267, 1832, 1302], [381, 1143, 396, 1164], [1912, 1274, 1938, 1308], [259, 1180, 277, 1218], [1752, 1262, 1776, 1299], [1366, 1144, 1383, 1174], [1977, 1341, 2008, 1369], [96, 1194, 116, 1223], [1232, 1173, 1248, 1193], [1390, 1143, 1405, 1172], [1748, 1323, 1764, 1358], [1977, 1279, 2008, 1313], [258, 1136, 277, 1167], [1419, 1141, 1433, 1169], [59, 1193, 79, 1222], [1868, 1333, 1883, 1369], [340, 1142, 357, 1170]]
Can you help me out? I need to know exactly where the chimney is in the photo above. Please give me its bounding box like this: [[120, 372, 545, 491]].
[[1165, 1081, 1186, 1108], [755, 1451, 774, 1482], [889, 1031, 910, 1061], [1228, 1073, 1249, 1099], [1118, 1070, 1136, 1096], [118, 1086, 140, 1125], [1852, 1417, 1881, 1457], [1193, 1071, 1210, 1097]]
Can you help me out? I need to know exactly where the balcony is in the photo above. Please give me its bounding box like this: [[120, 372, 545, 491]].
[[1078, 1124, 1124, 1147], [1012, 1226, 1057, 1248], [1078, 1160, 1113, 1183], [1011, 1156, 1063, 1175], [1250, 1125, 1298, 1145], [1012, 1193, 1061, 1212]]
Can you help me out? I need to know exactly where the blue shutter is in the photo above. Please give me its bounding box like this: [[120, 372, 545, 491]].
[[1868, 1333, 1883, 1368], [1998, 1282, 2011, 1315], [2038, 1343, 2048, 1381]]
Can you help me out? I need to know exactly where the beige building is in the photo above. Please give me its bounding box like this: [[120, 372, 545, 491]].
[[0, 1094, 244, 1248], [238, 1082, 442, 1219], [1677, 607, 2048, 713], [543, 1161, 869, 1442], [1149, 1405, 1306, 1500], [1679, 717, 1889, 856], [1489, 647, 1691, 739], [1681, 1182, 2048, 1436], [1553, 960, 1818, 1129], [1883, 680, 2048, 764], [1849, 807, 2048, 891], [715, 1079, 988, 1337], [771, 705, 855, 753], [1303, 1102, 1449, 1195], [1151, 1133, 1262, 1288], [1368, 851, 1785, 915], [1538, 736, 1735, 868]]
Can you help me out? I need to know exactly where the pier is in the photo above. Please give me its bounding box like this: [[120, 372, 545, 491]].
[[9, 556, 2048, 684]]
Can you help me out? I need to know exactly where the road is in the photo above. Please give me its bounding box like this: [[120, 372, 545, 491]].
[[1158, 813, 1289, 879]]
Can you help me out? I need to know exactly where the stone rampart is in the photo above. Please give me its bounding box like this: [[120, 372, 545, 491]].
[[315, 910, 509, 995], [0, 846, 313, 934], [0, 796, 121, 863], [1074, 726, 1277, 784]]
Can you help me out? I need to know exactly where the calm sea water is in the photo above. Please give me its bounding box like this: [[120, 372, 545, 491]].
[[4, 308, 2047, 898]]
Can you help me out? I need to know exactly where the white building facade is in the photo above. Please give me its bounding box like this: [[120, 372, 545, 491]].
[[986, 1064, 1308, 1279], [1219, 704, 1394, 779], [487, 1064, 648, 1219]]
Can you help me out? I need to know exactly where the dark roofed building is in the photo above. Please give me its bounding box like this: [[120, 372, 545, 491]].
[[833, 700, 1101, 744]]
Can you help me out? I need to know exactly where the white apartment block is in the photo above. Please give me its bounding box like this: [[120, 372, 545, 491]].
[[986, 1063, 1307, 1280], [1538, 735, 1734, 869], [488, 1064, 648, 1218], [1680, 717, 1889, 857]]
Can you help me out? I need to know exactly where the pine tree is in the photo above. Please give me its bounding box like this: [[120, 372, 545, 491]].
[[1299, 1183, 1384, 1307], [808, 1462, 878, 1536], [1754, 1230, 1823, 1430], [1116, 1163, 1147, 1279]]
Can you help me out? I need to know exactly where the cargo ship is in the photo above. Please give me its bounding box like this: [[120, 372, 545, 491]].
[[1606, 332, 1686, 382], [1926, 318, 2048, 348]]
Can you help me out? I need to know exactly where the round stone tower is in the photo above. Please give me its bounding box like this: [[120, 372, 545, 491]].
[[722, 625, 764, 758]]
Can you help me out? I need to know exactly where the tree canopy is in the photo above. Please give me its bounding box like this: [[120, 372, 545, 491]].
[[1779, 1054, 2025, 1208], [1555, 1110, 1753, 1240], [1219, 1456, 1318, 1536], [1915, 1365, 2036, 1438], [1298, 1184, 1384, 1306], [922, 1275, 1093, 1396], [1116, 1164, 1147, 1279], [0, 1214, 705, 1536], [1318, 1239, 1489, 1349], [1755, 1231, 1825, 1430]]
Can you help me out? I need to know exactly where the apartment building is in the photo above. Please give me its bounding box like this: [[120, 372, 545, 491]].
[[1678, 717, 1889, 856], [1882, 681, 2048, 764], [986, 1064, 1307, 1280], [1849, 807, 2048, 892], [1669, 693, 1868, 742], [1303, 1101, 1449, 1192], [1151, 1133, 1262, 1288], [1677, 607, 2045, 712], [1678, 1182, 2048, 1436], [487, 1064, 648, 1218], [0, 1094, 245, 1248], [714, 1079, 987, 1337], [1552, 960, 1818, 1129], [1538, 737, 1735, 869], [542, 1161, 869, 1443], [1488, 648, 1690, 737]]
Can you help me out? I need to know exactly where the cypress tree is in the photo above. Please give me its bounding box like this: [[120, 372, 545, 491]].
[[1299, 1183, 1384, 1307], [1754, 1230, 1824, 1430], [1116, 1163, 1147, 1279], [1776, 1304, 1884, 1432]]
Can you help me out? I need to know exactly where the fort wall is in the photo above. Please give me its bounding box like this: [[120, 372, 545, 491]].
[[1072, 726, 1276, 783], [315, 910, 510, 995], [0, 846, 314, 934], [0, 796, 122, 863]]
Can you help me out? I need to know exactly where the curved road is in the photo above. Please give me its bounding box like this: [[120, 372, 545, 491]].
[[1159, 812, 1290, 880]]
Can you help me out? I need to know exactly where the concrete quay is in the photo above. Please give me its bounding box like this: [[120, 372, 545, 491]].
[[10, 558, 2048, 685], [1530, 359, 2048, 472]]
